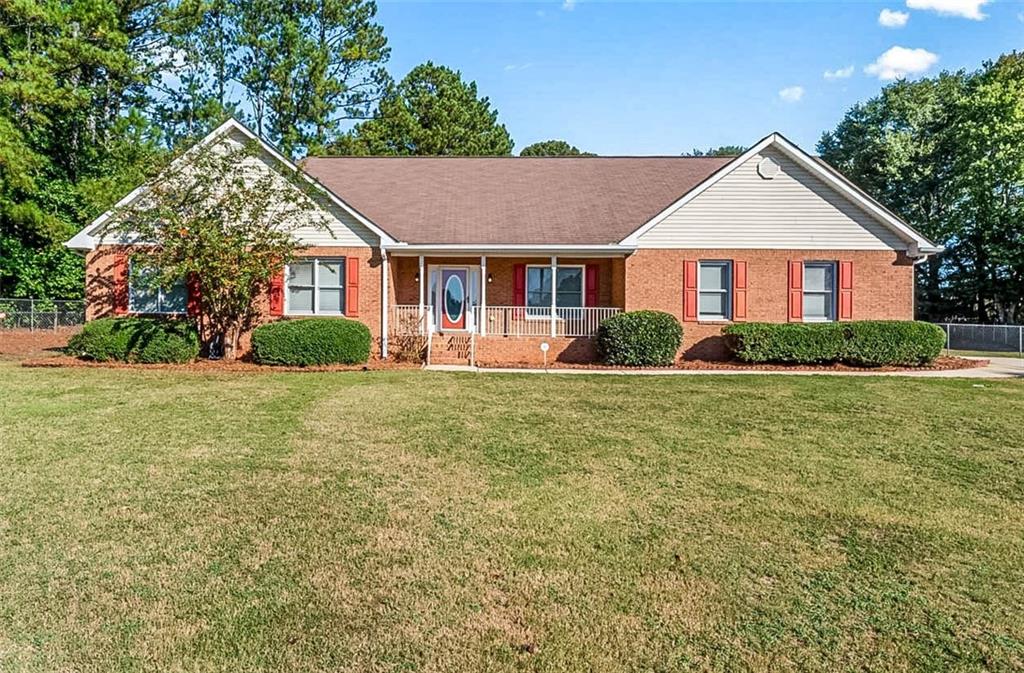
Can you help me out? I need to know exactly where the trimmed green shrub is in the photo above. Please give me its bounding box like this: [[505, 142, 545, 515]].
[[842, 320, 946, 366], [597, 310, 682, 367], [68, 317, 200, 364], [723, 322, 846, 364], [251, 317, 371, 366], [723, 320, 945, 367]]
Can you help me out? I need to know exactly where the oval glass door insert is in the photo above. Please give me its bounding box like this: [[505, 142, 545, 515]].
[[444, 274, 465, 324]]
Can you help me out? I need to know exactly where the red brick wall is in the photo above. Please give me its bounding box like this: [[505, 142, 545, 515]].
[[624, 248, 915, 359], [85, 246, 916, 363], [84, 245, 381, 357], [84, 246, 127, 321], [475, 336, 597, 367]]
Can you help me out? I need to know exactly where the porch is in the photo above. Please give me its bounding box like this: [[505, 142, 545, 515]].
[[383, 251, 627, 361]]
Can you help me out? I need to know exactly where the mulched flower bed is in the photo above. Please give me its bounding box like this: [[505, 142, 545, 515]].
[[0, 328, 80, 358], [478, 355, 985, 373], [20, 354, 421, 372], [20, 353, 985, 374]]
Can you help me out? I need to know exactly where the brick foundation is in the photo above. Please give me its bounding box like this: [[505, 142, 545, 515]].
[[474, 336, 597, 367]]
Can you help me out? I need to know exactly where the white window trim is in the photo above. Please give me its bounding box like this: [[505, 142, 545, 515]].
[[697, 260, 732, 322], [128, 261, 186, 315], [525, 264, 586, 319], [284, 257, 346, 316], [803, 261, 837, 323]]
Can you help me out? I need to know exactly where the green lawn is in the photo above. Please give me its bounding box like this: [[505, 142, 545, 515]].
[[1, 363, 1023, 672], [948, 349, 1023, 359]]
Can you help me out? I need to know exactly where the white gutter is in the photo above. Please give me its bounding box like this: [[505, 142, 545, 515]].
[[383, 244, 636, 257]]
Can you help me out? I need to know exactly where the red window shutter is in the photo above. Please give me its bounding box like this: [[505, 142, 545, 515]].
[[113, 253, 129, 315], [732, 260, 747, 322], [268, 271, 284, 316], [585, 264, 599, 307], [788, 260, 804, 322], [838, 260, 854, 321], [346, 256, 360, 317], [513, 264, 526, 305], [682, 260, 698, 321], [186, 274, 202, 318]]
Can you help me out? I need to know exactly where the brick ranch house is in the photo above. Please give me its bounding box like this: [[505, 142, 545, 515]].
[[66, 119, 941, 366]]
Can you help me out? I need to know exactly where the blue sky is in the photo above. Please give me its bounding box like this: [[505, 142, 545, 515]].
[[374, 0, 1024, 154]]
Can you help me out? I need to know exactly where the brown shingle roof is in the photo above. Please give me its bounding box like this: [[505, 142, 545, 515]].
[[301, 156, 733, 245]]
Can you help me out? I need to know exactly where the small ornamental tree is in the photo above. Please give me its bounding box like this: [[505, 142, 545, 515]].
[[103, 137, 326, 360]]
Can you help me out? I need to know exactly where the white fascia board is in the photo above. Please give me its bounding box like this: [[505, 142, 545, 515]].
[[65, 118, 396, 251], [65, 228, 97, 252], [619, 132, 942, 257], [384, 243, 636, 257]]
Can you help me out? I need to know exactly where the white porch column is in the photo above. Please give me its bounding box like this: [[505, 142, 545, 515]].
[[381, 249, 389, 359], [550, 255, 557, 338], [480, 255, 487, 336], [417, 255, 425, 334]]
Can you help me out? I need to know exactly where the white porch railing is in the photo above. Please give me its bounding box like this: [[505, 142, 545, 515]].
[[390, 305, 425, 335], [474, 306, 621, 338], [390, 304, 620, 338]]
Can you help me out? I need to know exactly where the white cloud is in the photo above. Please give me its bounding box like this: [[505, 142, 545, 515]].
[[823, 65, 855, 80], [562, 0, 576, 10], [503, 63, 533, 72], [156, 45, 188, 70], [778, 86, 804, 103], [878, 8, 910, 27], [864, 46, 939, 80], [905, 0, 989, 20]]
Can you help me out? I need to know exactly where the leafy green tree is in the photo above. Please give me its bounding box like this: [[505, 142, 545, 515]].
[[946, 53, 1024, 323], [819, 74, 965, 321], [328, 62, 513, 156], [232, 0, 390, 157], [684, 145, 746, 157], [519, 140, 594, 156], [103, 140, 323, 359], [820, 54, 1024, 323], [151, 0, 239, 147], [0, 0, 168, 298]]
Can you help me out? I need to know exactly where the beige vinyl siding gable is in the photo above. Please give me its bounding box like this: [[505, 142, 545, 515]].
[[637, 147, 907, 250], [93, 127, 379, 248], [227, 129, 380, 247]]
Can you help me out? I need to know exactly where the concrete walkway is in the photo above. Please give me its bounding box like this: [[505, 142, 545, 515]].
[[427, 357, 1024, 378]]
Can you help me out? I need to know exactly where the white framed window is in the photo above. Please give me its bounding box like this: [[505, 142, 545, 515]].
[[526, 265, 584, 317], [128, 263, 186, 314], [698, 261, 731, 321], [285, 258, 346, 315], [803, 261, 836, 322]]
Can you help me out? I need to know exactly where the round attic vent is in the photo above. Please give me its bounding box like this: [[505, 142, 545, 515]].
[[757, 156, 781, 180]]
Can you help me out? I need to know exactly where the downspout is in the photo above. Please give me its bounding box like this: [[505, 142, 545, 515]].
[[381, 248, 389, 359]]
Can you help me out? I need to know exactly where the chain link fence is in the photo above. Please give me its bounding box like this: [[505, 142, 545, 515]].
[[0, 298, 86, 331], [937, 323, 1023, 357]]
